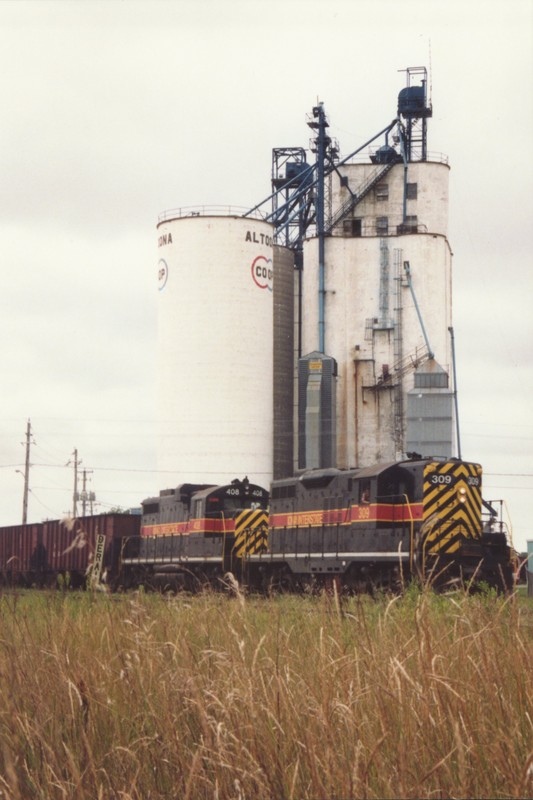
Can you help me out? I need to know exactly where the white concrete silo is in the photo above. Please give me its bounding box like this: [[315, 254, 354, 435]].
[[301, 159, 453, 467], [156, 212, 274, 487]]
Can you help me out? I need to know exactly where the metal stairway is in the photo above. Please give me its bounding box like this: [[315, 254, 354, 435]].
[[373, 344, 431, 389], [325, 157, 401, 234]]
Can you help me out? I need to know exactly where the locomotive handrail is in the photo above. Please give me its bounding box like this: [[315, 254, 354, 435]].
[[221, 513, 229, 574], [483, 497, 514, 548], [402, 494, 415, 570]]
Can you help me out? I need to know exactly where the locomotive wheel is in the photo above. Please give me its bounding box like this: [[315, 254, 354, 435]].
[[265, 565, 297, 593]]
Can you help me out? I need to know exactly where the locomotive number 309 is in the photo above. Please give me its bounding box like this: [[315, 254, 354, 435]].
[[430, 474, 452, 485]]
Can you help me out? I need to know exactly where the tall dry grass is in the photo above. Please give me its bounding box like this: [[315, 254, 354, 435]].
[[0, 586, 531, 799]]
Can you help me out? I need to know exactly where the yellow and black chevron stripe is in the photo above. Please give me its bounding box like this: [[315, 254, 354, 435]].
[[232, 509, 268, 557], [422, 461, 482, 555]]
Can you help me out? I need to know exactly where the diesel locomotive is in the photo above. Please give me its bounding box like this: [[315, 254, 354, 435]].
[[246, 456, 513, 591], [121, 477, 269, 590], [0, 457, 514, 592], [121, 456, 513, 592]]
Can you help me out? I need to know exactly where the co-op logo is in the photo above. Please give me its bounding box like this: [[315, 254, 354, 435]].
[[251, 255, 273, 292], [158, 258, 168, 291]]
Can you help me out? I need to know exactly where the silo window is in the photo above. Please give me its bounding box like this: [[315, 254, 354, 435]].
[[376, 216, 389, 235], [406, 182, 418, 200], [343, 218, 362, 237], [375, 184, 389, 200]]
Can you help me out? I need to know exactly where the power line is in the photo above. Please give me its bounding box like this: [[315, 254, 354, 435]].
[[484, 486, 532, 491], [28, 489, 61, 518], [5, 460, 533, 480], [464, 433, 533, 441], [485, 473, 533, 477]]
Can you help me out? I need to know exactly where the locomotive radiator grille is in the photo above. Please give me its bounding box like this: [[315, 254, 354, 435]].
[[422, 461, 482, 555], [233, 510, 269, 557]]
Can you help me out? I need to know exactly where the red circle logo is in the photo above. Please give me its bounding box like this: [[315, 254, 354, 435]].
[[251, 255, 273, 291]]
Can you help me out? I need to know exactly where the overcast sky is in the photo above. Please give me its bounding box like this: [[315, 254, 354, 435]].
[[0, 0, 531, 551]]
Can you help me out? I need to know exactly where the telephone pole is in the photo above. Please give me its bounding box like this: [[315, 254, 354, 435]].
[[79, 469, 95, 516], [68, 448, 82, 518], [21, 419, 32, 524]]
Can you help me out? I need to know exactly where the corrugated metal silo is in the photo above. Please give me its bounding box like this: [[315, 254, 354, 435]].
[[406, 359, 454, 457], [156, 212, 274, 487], [273, 245, 294, 479], [298, 352, 337, 469]]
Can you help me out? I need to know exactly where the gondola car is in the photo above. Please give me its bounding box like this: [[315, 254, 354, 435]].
[[120, 477, 269, 589], [244, 457, 513, 592]]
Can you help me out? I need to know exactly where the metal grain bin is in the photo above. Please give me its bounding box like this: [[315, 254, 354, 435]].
[[273, 244, 295, 479]]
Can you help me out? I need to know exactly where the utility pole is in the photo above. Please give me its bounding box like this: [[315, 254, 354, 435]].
[[448, 326, 462, 460], [68, 448, 82, 518], [79, 469, 95, 516], [21, 419, 32, 524], [81, 469, 87, 516]]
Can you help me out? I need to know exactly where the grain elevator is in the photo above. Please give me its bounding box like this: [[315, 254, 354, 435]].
[[156, 67, 456, 486]]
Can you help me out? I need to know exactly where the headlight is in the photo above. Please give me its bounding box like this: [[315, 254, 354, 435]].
[[457, 486, 467, 504]]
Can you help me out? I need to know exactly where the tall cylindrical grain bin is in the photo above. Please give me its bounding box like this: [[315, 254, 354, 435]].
[[156, 212, 274, 487]]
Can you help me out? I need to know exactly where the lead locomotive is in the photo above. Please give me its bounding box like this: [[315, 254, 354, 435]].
[[245, 456, 512, 591]]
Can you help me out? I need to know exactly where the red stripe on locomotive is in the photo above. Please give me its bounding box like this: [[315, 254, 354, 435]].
[[270, 502, 423, 529], [141, 517, 238, 537]]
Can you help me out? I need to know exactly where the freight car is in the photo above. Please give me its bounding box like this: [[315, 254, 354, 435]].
[[0, 513, 140, 588]]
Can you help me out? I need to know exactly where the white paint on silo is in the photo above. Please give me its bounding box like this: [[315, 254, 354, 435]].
[[157, 213, 274, 486]]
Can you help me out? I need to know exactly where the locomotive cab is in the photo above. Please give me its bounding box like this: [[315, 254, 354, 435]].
[[197, 481, 268, 519], [376, 464, 417, 504]]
